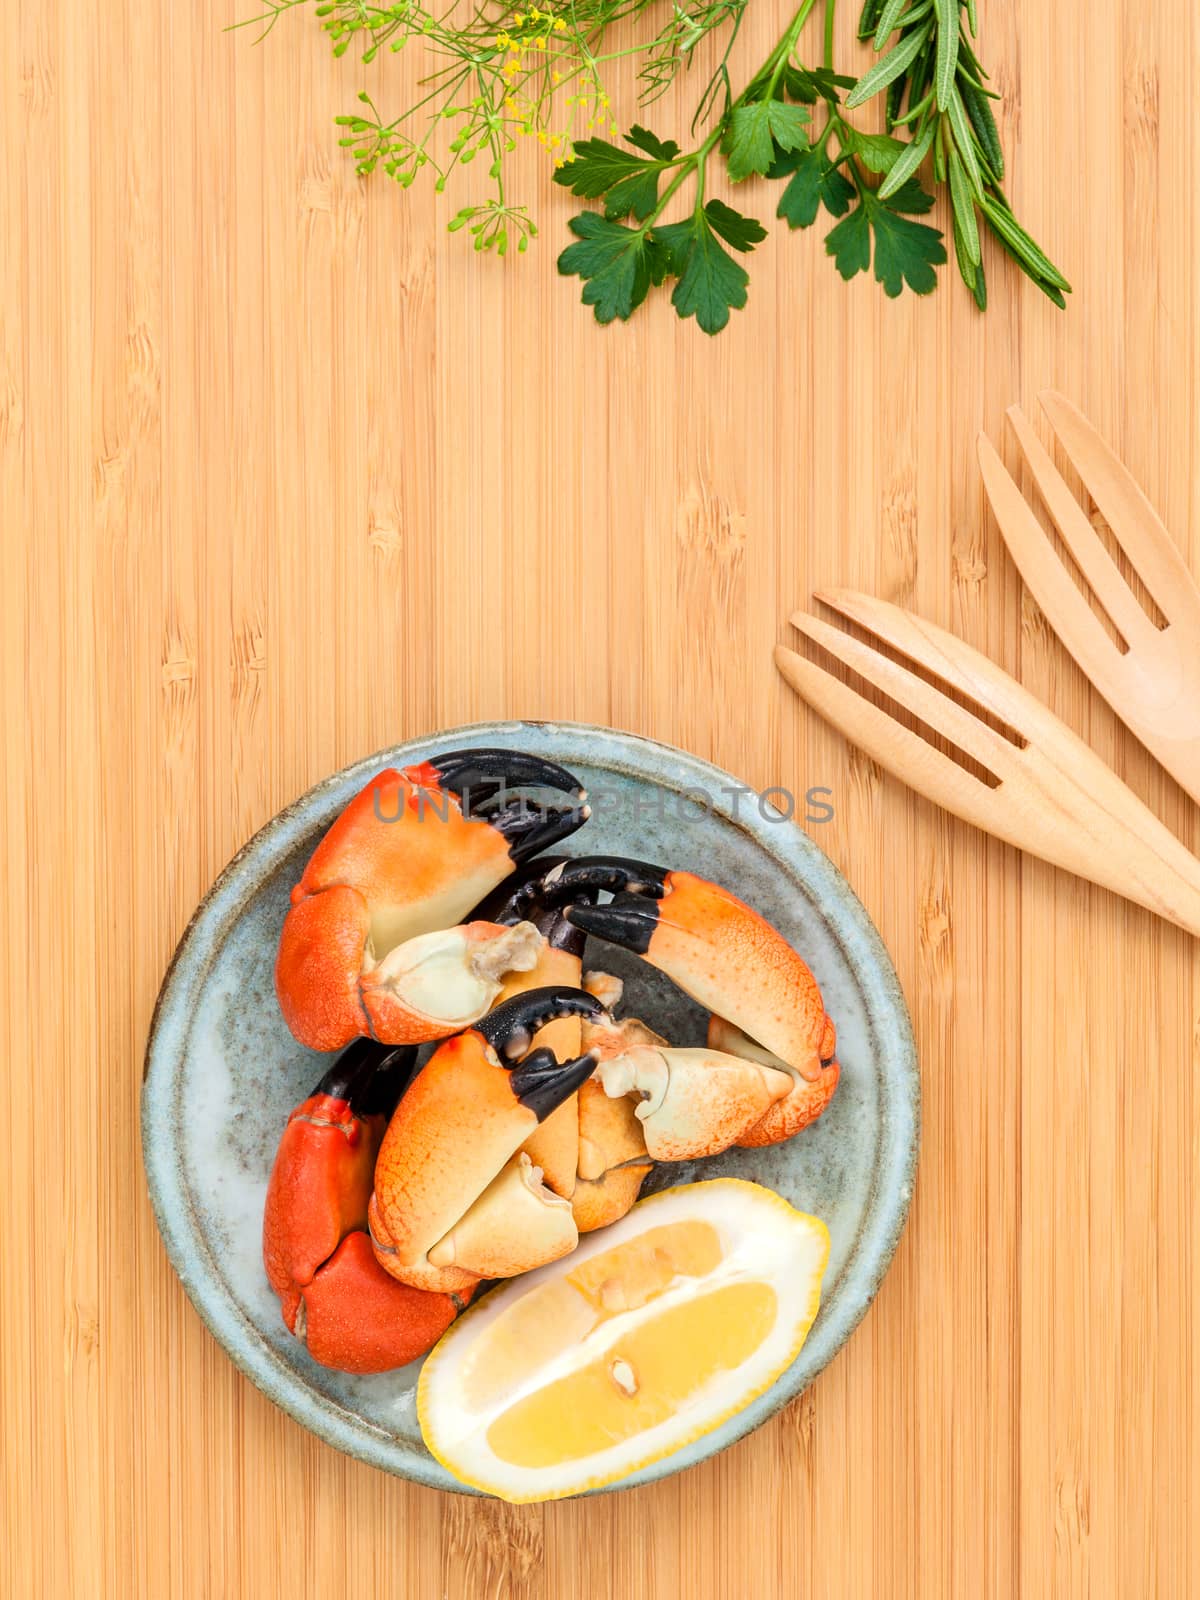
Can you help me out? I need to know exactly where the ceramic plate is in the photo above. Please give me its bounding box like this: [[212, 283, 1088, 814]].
[[142, 721, 919, 1494]]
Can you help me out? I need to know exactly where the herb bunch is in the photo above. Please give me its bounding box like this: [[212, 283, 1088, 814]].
[[236, 0, 1068, 330]]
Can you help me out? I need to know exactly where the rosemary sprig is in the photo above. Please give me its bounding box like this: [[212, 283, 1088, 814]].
[[852, 0, 1069, 307]]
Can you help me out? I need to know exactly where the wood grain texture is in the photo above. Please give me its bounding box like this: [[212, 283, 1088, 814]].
[[2, 1, 1197, 1596]]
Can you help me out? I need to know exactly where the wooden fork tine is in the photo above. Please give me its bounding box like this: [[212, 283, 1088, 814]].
[[1001, 407, 1156, 647], [1038, 390, 1198, 617], [977, 429, 1131, 665], [773, 643, 1007, 832], [788, 609, 1014, 775], [813, 588, 1046, 737]]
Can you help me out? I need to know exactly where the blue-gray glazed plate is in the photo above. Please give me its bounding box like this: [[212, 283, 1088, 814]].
[[142, 721, 919, 1495]]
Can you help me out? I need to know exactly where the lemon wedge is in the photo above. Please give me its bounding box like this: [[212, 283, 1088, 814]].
[[417, 1178, 829, 1502]]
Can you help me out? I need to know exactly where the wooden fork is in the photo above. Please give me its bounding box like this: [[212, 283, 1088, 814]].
[[978, 392, 1200, 806], [775, 590, 1200, 938]]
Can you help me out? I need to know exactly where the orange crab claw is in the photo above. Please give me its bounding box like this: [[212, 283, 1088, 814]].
[[596, 1045, 793, 1161], [560, 860, 834, 1088], [369, 986, 606, 1292], [707, 1015, 840, 1147], [262, 1041, 467, 1373], [275, 751, 590, 1051]]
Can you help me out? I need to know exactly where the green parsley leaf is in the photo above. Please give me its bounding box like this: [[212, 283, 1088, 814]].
[[869, 197, 945, 295], [773, 146, 855, 228], [552, 127, 683, 220], [557, 214, 671, 325], [880, 175, 937, 215], [654, 207, 757, 334], [602, 168, 664, 222], [703, 198, 768, 252], [784, 64, 857, 104], [847, 131, 905, 174], [626, 125, 682, 162], [552, 139, 650, 201], [725, 98, 811, 182], [825, 185, 946, 297], [825, 205, 872, 280], [553, 127, 684, 222]]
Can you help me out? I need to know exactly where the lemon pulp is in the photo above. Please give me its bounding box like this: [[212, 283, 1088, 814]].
[[460, 1220, 723, 1412], [485, 1280, 778, 1468]]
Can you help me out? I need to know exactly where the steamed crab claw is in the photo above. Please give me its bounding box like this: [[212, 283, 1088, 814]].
[[579, 971, 796, 1162], [707, 1015, 840, 1147], [554, 858, 836, 1092], [595, 1046, 793, 1161], [262, 1040, 467, 1373], [275, 751, 589, 1051], [368, 986, 606, 1293]]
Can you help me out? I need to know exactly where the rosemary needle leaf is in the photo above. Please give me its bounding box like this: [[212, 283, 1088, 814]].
[[946, 88, 985, 194], [933, 0, 959, 110], [845, 24, 932, 109], [858, 0, 886, 38], [978, 195, 1071, 290], [878, 121, 936, 198], [948, 147, 981, 264], [959, 76, 1004, 177], [872, 0, 911, 49], [953, 212, 988, 307]]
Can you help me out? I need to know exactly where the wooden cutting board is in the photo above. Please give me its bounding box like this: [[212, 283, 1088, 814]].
[[2, 1, 1197, 1596]]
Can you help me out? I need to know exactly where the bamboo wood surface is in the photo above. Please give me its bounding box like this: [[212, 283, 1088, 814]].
[[2, 1, 1198, 1597]]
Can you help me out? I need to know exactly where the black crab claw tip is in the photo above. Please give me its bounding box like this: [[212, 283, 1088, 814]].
[[313, 1040, 418, 1119], [468, 856, 570, 926], [471, 856, 597, 956], [563, 894, 661, 957], [486, 798, 592, 865], [476, 985, 606, 1061], [430, 748, 587, 802], [508, 1047, 601, 1121], [532, 856, 668, 902]]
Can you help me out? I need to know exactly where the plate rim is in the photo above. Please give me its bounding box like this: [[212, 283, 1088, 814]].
[[141, 718, 920, 1495]]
